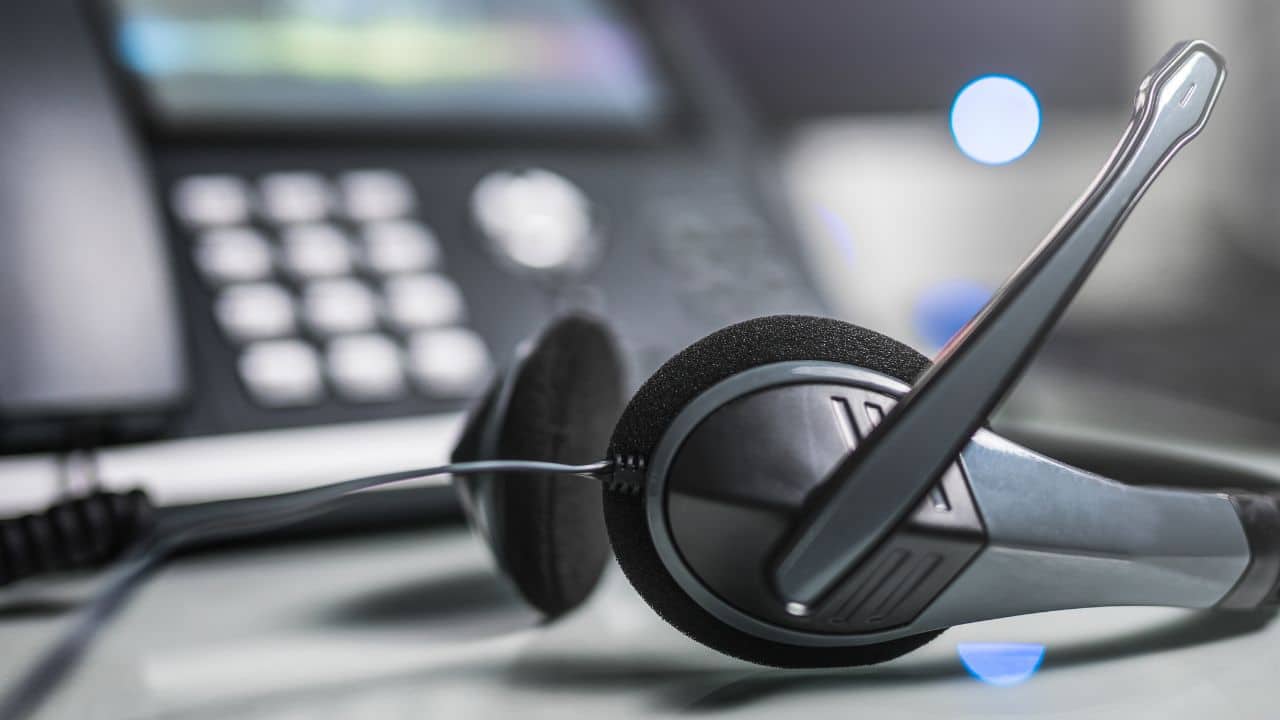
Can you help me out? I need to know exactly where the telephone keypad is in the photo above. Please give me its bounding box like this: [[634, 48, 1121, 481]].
[[257, 172, 335, 224], [172, 175, 252, 227], [279, 223, 356, 279], [382, 273, 466, 330], [359, 220, 440, 274], [406, 327, 491, 398], [193, 227, 274, 284], [172, 169, 490, 409], [339, 170, 417, 221], [301, 278, 379, 335], [238, 339, 324, 407], [215, 282, 297, 341], [325, 333, 406, 401]]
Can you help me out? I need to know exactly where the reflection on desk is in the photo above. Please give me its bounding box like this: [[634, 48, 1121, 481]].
[[0, 528, 1274, 719]]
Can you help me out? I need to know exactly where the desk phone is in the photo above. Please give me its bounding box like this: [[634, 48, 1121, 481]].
[[0, 0, 822, 518]]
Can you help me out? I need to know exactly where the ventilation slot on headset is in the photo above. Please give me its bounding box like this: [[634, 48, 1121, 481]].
[[804, 456, 986, 632], [826, 548, 945, 628], [606, 454, 646, 495]]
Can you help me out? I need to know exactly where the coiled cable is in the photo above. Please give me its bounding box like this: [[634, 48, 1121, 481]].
[[0, 458, 613, 720], [0, 490, 153, 589]]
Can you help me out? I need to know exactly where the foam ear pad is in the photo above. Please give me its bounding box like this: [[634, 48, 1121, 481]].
[[604, 314, 946, 667], [454, 314, 625, 618]]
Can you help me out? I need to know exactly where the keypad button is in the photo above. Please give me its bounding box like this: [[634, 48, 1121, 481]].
[[239, 339, 324, 406], [360, 220, 440, 275], [407, 328, 490, 397], [339, 170, 416, 220], [471, 168, 596, 273], [172, 175, 251, 227], [258, 172, 334, 223], [383, 273, 465, 330], [302, 278, 379, 335], [193, 227, 273, 284], [280, 223, 354, 279], [325, 333, 406, 401], [215, 283, 296, 341]]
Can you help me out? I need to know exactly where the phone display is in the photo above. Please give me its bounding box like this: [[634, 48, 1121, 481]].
[[106, 0, 669, 132]]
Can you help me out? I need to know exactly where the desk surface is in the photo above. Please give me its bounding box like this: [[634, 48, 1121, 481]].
[[1, 526, 1276, 720]]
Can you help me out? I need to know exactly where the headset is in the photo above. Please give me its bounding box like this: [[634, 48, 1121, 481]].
[[1, 39, 1268, 720]]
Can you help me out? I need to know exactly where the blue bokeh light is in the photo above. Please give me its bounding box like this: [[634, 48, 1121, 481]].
[[950, 75, 1041, 165], [915, 279, 992, 350], [816, 206, 857, 267], [957, 643, 1046, 687]]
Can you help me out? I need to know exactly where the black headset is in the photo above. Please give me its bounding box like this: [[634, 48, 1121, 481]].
[[2, 40, 1267, 720], [450, 39, 1270, 668]]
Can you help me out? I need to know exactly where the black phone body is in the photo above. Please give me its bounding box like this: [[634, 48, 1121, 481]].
[[111, 0, 823, 438], [0, 1, 825, 521]]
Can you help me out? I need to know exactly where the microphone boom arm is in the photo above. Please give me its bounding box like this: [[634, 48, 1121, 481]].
[[770, 40, 1228, 612]]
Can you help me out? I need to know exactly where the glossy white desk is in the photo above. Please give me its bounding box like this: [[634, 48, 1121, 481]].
[[1, 524, 1275, 720]]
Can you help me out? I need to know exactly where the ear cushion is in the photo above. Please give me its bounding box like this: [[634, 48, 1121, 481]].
[[455, 314, 625, 617], [604, 314, 945, 667]]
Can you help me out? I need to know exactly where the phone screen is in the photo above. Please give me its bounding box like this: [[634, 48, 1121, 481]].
[[106, 0, 669, 134]]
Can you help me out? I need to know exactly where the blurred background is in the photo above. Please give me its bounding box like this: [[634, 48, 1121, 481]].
[[2, 0, 1279, 520], [9, 2, 1280, 718]]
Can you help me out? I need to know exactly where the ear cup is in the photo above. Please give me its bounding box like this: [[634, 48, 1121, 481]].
[[603, 314, 946, 667], [453, 314, 625, 617]]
